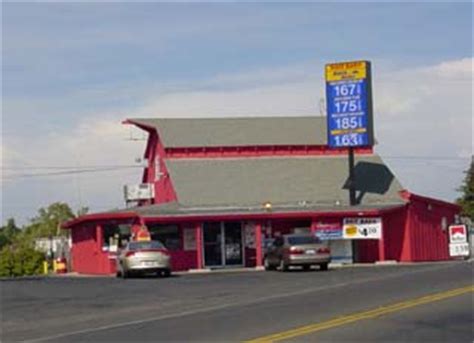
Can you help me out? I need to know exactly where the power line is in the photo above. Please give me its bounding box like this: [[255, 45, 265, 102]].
[[2, 166, 141, 180], [2, 164, 141, 170], [2, 155, 470, 180]]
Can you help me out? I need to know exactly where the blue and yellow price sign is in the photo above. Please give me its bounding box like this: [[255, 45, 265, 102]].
[[325, 61, 374, 147]]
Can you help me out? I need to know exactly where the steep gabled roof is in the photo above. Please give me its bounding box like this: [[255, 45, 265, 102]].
[[165, 154, 405, 208], [127, 116, 327, 148]]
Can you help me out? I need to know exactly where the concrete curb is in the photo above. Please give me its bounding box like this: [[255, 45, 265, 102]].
[[2, 260, 470, 280]]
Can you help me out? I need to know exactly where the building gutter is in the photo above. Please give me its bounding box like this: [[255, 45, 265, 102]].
[[62, 212, 139, 229]]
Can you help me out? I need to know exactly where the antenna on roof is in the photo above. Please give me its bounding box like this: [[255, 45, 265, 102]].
[[319, 98, 326, 116]]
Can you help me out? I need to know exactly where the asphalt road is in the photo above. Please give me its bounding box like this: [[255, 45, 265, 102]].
[[1, 261, 473, 342]]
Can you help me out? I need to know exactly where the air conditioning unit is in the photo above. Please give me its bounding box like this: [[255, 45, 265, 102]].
[[123, 183, 155, 202]]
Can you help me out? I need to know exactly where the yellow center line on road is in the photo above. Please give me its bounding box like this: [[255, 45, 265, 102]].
[[245, 285, 474, 343]]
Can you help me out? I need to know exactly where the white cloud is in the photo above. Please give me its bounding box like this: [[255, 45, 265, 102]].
[[2, 58, 472, 224]]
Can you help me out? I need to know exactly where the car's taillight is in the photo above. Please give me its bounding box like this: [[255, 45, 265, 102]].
[[317, 247, 330, 254], [125, 251, 136, 257], [289, 247, 305, 255]]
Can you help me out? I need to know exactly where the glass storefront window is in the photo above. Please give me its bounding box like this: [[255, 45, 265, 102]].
[[147, 224, 181, 250], [102, 224, 131, 251]]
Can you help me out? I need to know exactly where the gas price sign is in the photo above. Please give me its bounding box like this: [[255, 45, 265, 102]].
[[325, 61, 374, 148]]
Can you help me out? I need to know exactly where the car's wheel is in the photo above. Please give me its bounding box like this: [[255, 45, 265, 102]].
[[303, 265, 311, 271], [162, 269, 171, 277], [116, 269, 122, 278], [279, 259, 288, 272], [320, 263, 329, 271], [264, 257, 275, 271], [121, 268, 129, 279]]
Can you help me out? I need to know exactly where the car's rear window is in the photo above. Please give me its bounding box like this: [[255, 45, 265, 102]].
[[287, 236, 321, 245], [129, 241, 165, 250]]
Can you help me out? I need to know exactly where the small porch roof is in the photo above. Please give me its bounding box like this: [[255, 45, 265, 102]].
[[63, 200, 407, 228]]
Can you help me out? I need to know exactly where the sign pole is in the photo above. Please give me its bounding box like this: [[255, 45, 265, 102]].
[[348, 147, 356, 206]]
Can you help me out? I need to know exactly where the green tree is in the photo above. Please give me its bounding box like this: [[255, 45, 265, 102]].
[[23, 202, 77, 239], [0, 202, 88, 277], [0, 243, 44, 277], [457, 157, 474, 220], [0, 218, 21, 249]]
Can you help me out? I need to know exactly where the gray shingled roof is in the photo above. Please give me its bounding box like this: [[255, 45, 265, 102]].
[[165, 154, 405, 208], [133, 202, 405, 218], [129, 117, 327, 147]]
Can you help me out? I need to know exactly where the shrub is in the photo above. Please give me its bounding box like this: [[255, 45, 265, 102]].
[[0, 244, 45, 277], [0, 247, 15, 277]]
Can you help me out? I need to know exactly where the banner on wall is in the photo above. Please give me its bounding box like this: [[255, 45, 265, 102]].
[[183, 227, 196, 251], [314, 223, 343, 240], [244, 222, 256, 248], [343, 218, 382, 239]]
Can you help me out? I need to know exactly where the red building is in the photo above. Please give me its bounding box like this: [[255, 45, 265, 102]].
[[63, 117, 460, 274]]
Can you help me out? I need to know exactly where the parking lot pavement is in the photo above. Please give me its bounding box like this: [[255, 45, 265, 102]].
[[1, 261, 472, 342]]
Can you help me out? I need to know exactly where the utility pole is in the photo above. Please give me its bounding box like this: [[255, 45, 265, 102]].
[[348, 147, 356, 206]]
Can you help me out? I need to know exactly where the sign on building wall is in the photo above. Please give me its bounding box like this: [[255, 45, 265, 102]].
[[183, 227, 196, 251], [325, 60, 374, 148], [314, 222, 351, 263], [123, 183, 155, 201], [448, 224, 469, 257], [343, 217, 382, 239], [244, 222, 256, 248], [314, 223, 343, 240]]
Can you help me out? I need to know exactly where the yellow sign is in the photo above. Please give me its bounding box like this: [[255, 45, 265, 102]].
[[325, 61, 368, 82], [137, 234, 151, 242], [136, 227, 151, 241], [344, 225, 358, 237], [330, 128, 367, 135]]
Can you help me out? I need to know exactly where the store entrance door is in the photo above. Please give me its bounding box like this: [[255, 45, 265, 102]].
[[224, 222, 243, 266], [203, 222, 243, 268], [203, 222, 222, 267]]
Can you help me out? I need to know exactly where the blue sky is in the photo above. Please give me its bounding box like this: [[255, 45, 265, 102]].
[[2, 2, 473, 225]]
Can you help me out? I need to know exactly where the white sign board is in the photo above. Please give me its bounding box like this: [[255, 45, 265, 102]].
[[124, 183, 155, 201], [448, 225, 468, 243], [449, 243, 470, 257], [343, 218, 382, 239]]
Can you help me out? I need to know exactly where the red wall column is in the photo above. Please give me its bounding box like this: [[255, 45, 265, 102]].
[[310, 218, 317, 234], [255, 222, 263, 268], [378, 219, 386, 262], [95, 224, 103, 273], [195, 222, 203, 269], [96, 224, 103, 251]]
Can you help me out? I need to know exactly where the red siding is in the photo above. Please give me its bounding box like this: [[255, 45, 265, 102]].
[[355, 240, 379, 263], [165, 145, 373, 159], [140, 131, 178, 205], [71, 224, 113, 274], [383, 208, 408, 261], [170, 251, 197, 271], [245, 248, 257, 268], [349, 211, 408, 263], [406, 197, 456, 261]]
